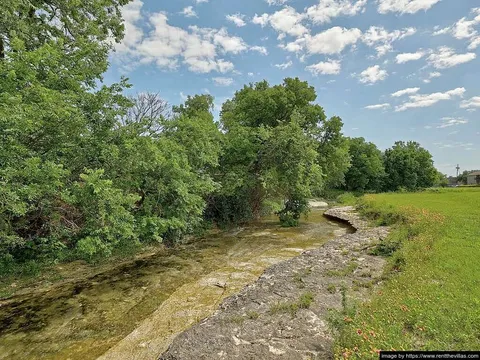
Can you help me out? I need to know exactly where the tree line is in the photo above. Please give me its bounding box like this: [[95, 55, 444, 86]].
[[0, 0, 441, 269]]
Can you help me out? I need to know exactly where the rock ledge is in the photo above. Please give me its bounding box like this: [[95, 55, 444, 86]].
[[160, 207, 389, 360]]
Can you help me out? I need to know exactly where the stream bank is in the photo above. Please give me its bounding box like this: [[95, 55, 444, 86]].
[[0, 209, 347, 360], [160, 207, 390, 360]]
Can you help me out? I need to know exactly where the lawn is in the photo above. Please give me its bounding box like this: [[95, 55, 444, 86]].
[[336, 188, 480, 358]]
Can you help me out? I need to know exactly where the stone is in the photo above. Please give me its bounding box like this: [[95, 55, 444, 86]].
[[159, 207, 390, 360]]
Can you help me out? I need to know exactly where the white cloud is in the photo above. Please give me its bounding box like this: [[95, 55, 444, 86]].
[[306, 59, 341, 75], [377, 0, 442, 14], [116, 11, 248, 74], [248, 72, 254, 76], [253, 7, 308, 38], [266, 0, 289, 5], [114, 0, 144, 55], [452, 8, 480, 39], [427, 47, 476, 69], [396, 51, 424, 63], [423, 71, 441, 83], [468, 36, 480, 50], [433, 26, 451, 36], [432, 9, 480, 49], [395, 87, 466, 112], [282, 27, 362, 55], [305, 0, 367, 24], [226, 14, 246, 27], [275, 61, 293, 69], [212, 77, 234, 86], [391, 87, 420, 97], [252, 14, 270, 27], [250, 46, 268, 55], [195, 0, 209, 3], [358, 65, 388, 84], [365, 103, 391, 110], [460, 96, 480, 110], [362, 26, 416, 57], [181, 6, 197, 18], [437, 117, 468, 128], [192, 27, 248, 54]]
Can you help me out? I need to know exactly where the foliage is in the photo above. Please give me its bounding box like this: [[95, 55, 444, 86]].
[[433, 170, 449, 188], [335, 189, 480, 357], [383, 141, 437, 191], [0, 0, 221, 267], [344, 137, 385, 192], [0, 0, 448, 276], [70, 169, 139, 260], [213, 78, 339, 226]]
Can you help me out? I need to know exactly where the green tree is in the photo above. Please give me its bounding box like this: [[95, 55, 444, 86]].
[[344, 137, 385, 192], [434, 171, 449, 188], [457, 170, 469, 185], [383, 141, 437, 191], [315, 116, 351, 188], [213, 78, 340, 226]]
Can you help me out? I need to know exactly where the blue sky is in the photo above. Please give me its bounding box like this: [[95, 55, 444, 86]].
[[105, 0, 480, 176]]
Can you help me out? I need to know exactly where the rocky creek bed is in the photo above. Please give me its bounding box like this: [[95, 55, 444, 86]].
[[160, 207, 390, 360]]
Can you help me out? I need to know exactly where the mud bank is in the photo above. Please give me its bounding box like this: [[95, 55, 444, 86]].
[[160, 206, 390, 360]]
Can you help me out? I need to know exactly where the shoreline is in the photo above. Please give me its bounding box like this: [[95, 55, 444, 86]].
[[159, 206, 390, 360]]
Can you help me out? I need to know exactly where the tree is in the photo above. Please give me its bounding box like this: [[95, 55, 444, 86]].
[[0, 0, 133, 264], [315, 116, 351, 188], [383, 141, 437, 191], [457, 170, 469, 185], [120, 92, 170, 134], [212, 78, 342, 226], [434, 171, 449, 188], [344, 137, 385, 192]]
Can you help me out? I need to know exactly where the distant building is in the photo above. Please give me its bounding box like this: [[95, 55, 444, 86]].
[[467, 171, 480, 185]]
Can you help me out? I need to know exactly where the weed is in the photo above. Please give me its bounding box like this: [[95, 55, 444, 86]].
[[327, 284, 336, 294], [326, 261, 358, 277], [269, 292, 315, 317], [227, 315, 245, 324], [246, 310, 259, 320]]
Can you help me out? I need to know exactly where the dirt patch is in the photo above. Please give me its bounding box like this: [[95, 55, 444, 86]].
[[160, 207, 389, 360]]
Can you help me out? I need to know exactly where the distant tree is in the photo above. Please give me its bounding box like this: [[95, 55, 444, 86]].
[[120, 93, 170, 134], [383, 141, 437, 191], [476, 175, 480, 185], [434, 171, 449, 188], [343, 137, 385, 192], [212, 78, 335, 226], [457, 170, 469, 185], [315, 116, 351, 188]]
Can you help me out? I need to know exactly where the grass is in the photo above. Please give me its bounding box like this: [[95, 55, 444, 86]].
[[246, 310, 260, 320], [270, 291, 315, 317], [335, 188, 480, 358], [327, 261, 358, 277]]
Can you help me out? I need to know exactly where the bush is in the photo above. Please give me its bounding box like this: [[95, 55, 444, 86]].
[[71, 169, 140, 260]]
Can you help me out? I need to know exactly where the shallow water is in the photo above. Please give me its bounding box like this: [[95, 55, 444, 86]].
[[0, 210, 350, 360]]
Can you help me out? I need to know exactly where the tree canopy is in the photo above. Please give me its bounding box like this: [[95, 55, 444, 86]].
[[344, 137, 385, 192], [0, 1, 445, 270]]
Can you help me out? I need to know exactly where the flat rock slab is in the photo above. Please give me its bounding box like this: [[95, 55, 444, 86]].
[[160, 207, 389, 360], [308, 201, 329, 208]]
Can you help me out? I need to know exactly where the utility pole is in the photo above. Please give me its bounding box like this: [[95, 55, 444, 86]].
[[456, 164, 460, 177]]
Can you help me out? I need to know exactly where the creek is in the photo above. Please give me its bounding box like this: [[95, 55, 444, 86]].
[[0, 209, 350, 360]]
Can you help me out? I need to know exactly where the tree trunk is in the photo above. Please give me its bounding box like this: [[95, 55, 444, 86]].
[[0, 37, 4, 59]]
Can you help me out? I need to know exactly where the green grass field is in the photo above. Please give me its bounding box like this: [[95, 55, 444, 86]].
[[335, 188, 480, 358]]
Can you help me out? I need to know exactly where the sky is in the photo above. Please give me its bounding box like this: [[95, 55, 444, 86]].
[[105, 0, 480, 176]]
